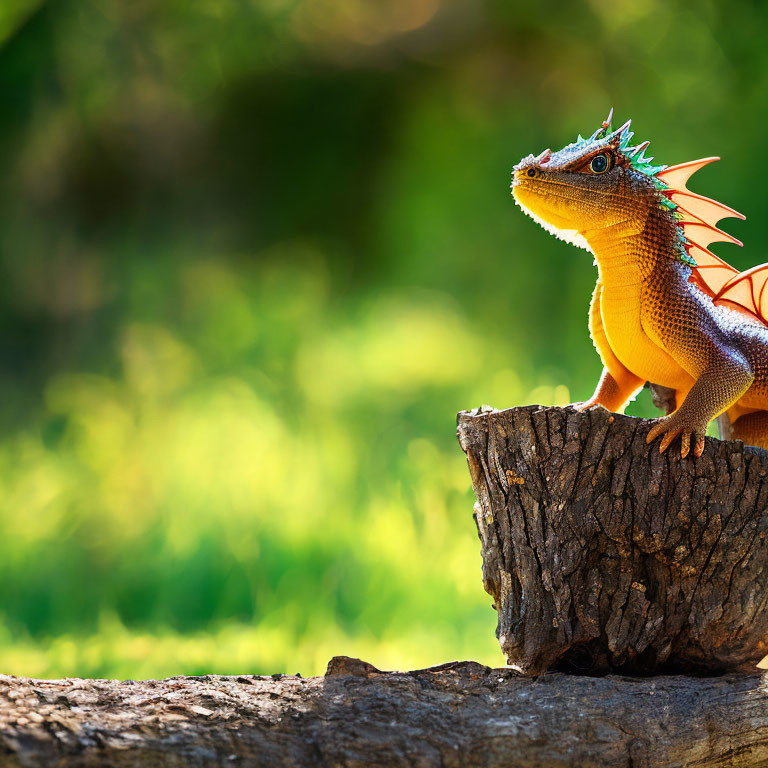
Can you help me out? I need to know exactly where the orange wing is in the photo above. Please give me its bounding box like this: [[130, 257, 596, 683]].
[[656, 157, 720, 192], [655, 158, 767, 322], [687, 244, 739, 296]]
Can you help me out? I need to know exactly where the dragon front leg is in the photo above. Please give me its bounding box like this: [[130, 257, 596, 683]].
[[573, 366, 644, 413], [646, 349, 754, 458]]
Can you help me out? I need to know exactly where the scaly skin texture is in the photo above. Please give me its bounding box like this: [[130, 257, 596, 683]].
[[512, 115, 768, 457]]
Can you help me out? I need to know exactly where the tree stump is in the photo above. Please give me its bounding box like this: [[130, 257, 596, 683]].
[[457, 405, 768, 675]]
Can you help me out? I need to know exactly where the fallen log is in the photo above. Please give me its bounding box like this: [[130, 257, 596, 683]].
[[457, 405, 768, 676], [0, 658, 767, 767]]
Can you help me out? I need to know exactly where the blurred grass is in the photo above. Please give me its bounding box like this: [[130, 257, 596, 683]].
[[0, 0, 759, 677], [0, 252, 565, 676]]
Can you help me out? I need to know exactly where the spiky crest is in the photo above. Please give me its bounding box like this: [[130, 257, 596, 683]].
[[572, 109, 667, 177]]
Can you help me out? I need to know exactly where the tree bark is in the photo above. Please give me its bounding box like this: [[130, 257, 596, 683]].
[[457, 405, 768, 676], [1, 658, 768, 767]]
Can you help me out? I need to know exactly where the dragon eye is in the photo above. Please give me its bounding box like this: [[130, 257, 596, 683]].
[[527, 168, 536, 177], [590, 153, 610, 174]]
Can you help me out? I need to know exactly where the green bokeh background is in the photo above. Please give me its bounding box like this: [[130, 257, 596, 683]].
[[0, 0, 758, 678]]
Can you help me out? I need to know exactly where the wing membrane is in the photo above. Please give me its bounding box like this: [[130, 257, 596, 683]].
[[714, 264, 768, 325], [658, 156, 762, 322]]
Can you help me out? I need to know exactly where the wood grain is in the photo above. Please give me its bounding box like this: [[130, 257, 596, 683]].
[[458, 404, 768, 675]]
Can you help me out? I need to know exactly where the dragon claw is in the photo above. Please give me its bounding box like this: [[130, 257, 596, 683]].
[[646, 415, 707, 458]]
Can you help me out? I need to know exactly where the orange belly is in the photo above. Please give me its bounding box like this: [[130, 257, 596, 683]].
[[599, 283, 694, 392]]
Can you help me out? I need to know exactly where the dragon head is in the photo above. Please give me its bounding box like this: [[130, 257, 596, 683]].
[[511, 109, 668, 251]]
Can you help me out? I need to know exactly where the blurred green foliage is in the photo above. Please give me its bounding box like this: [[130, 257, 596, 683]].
[[0, 0, 760, 678]]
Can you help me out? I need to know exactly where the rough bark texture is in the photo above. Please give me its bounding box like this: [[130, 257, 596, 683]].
[[457, 404, 768, 676], [1, 658, 768, 767]]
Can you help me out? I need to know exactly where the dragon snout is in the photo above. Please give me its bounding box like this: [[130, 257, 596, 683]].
[[511, 149, 552, 187]]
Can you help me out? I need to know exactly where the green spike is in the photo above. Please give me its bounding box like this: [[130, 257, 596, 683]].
[[680, 251, 697, 267], [659, 195, 676, 210]]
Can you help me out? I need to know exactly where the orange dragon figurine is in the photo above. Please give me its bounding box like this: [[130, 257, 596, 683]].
[[512, 109, 768, 458]]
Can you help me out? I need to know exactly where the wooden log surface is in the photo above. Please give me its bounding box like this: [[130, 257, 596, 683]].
[[1, 657, 768, 767], [457, 405, 768, 676]]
